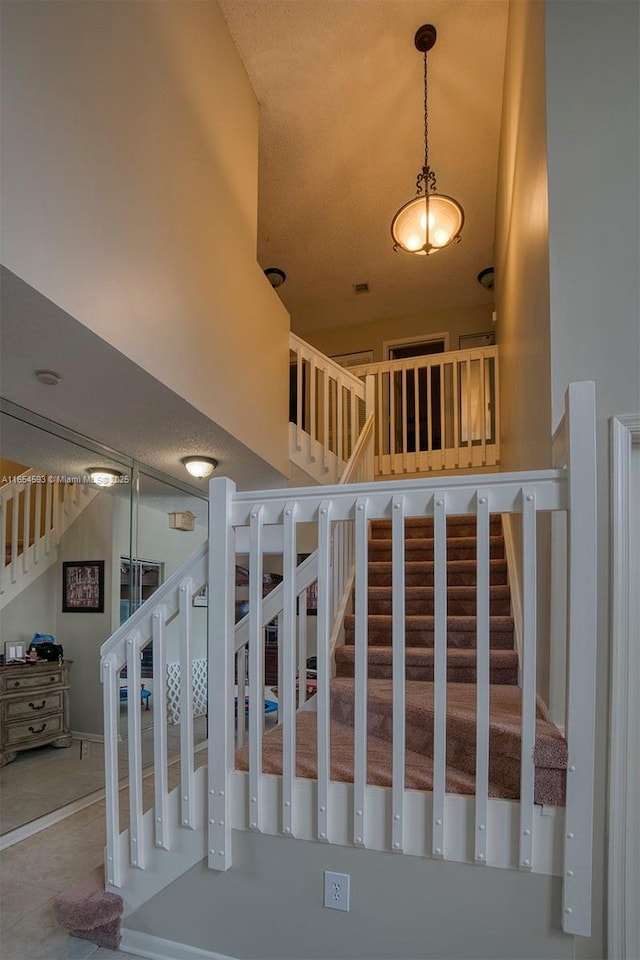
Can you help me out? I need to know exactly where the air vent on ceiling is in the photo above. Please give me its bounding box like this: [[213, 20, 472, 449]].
[[352, 283, 370, 295]]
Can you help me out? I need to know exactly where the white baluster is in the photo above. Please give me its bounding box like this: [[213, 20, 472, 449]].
[[474, 491, 490, 864], [317, 500, 332, 841], [152, 606, 169, 850], [179, 578, 195, 830], [391, 495, 405, 852], [432, 494, 447, 858], [249, 504, 265, 833], [103, 656, 121, 886], [282, 502, 298, 836], [353, 496, 369, 847], [519, 488, 537, 870], [126, 631, 145, 869]]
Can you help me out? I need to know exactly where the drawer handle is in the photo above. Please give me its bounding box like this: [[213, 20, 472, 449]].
[[29, 722, 48, 734], [13, 681, 21, 687], [29, 700, 46, 710]]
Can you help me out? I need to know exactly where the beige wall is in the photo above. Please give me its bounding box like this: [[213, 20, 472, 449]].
[[56, 495, 115, 737], [0, 565, 58, 648], [494, 0, 551, 473], [302, 304, 494, 363], [545, 3, 640, 957], [0, 1, 290, 475]]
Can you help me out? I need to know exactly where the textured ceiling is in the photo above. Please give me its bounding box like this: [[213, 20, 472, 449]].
[[219, 0, 508, 333]]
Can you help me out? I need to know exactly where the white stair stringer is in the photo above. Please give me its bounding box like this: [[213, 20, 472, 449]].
[[0, 479, 99, 611], [114, 767, 565, 919], [288, 422, 344, 485]]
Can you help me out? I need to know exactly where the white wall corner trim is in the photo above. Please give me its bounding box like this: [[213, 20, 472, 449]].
[[608, 413, 640, 960], [120, 929, 237, 960]]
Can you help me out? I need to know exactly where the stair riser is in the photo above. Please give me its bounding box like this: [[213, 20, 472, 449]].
[[335, 661, 518, 685], [368, 562, 508, 587], [344, 625, 515, 650], [370, 518, 503, 540], [368, 540, 505, 562], [367, 597, 511, 616]]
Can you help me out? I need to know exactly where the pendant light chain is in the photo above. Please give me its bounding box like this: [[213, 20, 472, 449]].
[[416, 48, 437, 196]]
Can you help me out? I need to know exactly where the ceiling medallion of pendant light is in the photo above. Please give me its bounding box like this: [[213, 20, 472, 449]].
[[391, 24, 464, 255]]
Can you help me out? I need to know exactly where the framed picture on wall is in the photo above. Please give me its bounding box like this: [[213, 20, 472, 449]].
[[62, 560, 105, 613], [297, 554, 318, 615]]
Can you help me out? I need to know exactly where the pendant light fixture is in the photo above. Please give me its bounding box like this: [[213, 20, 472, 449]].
[[391, 24, 464, 256]]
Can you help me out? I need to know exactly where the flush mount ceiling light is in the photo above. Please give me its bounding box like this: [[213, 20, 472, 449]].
[[35, 369, 62, 386], [88, 467, 123, 487], [391, 24, 464, 255], [477, 267, 495, 290], [264, 267, 286, 288], [182, 456, 218, 479]]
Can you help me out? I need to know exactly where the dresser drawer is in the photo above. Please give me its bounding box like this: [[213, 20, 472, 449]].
[[4, 692, 63, 721], [0, 670, 62, 694], [4, 713, 64, 746]]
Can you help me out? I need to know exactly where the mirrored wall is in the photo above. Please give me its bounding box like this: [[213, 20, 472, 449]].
[[0, 404, 208, 836]]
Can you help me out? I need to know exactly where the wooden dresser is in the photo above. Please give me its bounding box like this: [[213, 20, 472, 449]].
[[0, 660, 72, 767]]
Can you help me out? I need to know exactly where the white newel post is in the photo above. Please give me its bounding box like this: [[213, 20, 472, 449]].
[[561, 381, 597, 936], [208, 477, 236, 871]]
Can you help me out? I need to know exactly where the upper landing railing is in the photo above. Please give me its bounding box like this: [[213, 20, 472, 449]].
[[289, 334, 499, 480]]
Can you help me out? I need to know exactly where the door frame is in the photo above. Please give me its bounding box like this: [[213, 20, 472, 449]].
[[383, 332, 450, 359]]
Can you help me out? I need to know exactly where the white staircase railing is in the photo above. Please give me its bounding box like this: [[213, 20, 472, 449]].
[[348, 345, 499, 475], [0, 470, 98, 609], [289, 332, 374, 484], [101, 383, 596, 939]]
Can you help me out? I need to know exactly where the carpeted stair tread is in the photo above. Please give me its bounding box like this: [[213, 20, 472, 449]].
[[368, 558, 508, 587], [368, 536, 505, 562], [367, 583, 512, 616], [330, 678, 567, 769], [329, 679, 566, 805], [236, 710, 504, 797], [334, 645, 519, 684], [344, 613, 514, 649], [53, 864, 122, 951]]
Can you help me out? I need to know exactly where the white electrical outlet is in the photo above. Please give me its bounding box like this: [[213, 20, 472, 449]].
[[323, 870, 350, 911]]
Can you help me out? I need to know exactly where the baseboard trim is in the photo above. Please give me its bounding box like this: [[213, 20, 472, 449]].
[[121, 928, 237, 960]]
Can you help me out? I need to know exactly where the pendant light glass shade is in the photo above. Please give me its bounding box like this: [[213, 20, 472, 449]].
[[391, 193, 464, 255]]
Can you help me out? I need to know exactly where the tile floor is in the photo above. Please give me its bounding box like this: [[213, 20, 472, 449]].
[[0, 799, 139, 960], [0, 707, 207, 834], [0, 714, 209, 958]]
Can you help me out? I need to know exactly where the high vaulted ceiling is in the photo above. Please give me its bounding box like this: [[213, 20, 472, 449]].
[[219, 0, 508, 333]]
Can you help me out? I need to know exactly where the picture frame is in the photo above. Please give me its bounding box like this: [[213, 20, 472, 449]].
[[297, 554, 318, 615], [62, 560, 105, 613], [4, 640, 26, 662]]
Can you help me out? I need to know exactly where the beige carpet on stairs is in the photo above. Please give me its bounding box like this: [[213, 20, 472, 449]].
[[237, 514, 568, 807]]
